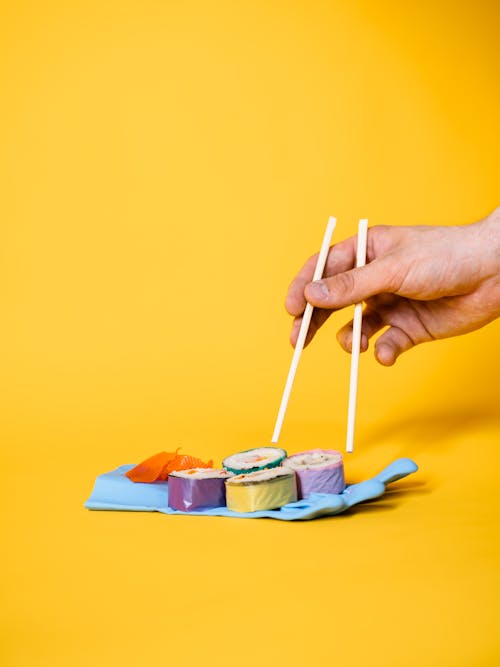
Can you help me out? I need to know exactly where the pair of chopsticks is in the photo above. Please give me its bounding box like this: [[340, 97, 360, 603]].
[[271, 216, 368, 453]]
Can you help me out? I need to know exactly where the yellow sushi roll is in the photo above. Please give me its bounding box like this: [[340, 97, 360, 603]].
[[225, 467, 297, 513]]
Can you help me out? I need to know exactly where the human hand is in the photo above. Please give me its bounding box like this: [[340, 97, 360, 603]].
[[285, 208, 500, 366]]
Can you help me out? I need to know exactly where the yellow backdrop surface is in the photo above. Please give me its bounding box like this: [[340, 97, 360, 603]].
[[1, 1, 499, 665]]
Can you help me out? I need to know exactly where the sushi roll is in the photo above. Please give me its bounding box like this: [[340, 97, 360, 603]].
[[225, 467, 297, 513], [222, 447, 287, 475], [283, 449, 345, 498], [168, 468, 231, 511]]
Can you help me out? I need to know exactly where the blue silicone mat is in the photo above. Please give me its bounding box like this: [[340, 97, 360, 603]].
[[85, 458, 418, 520]]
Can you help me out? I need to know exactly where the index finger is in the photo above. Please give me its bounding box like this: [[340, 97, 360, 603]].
[[285, 235, 358, 317]]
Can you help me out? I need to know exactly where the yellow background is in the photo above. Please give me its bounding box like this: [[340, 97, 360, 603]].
[[1, 1, 499, 665]]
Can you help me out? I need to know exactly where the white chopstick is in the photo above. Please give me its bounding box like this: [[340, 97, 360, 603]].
[[345, 218, 368, 453], [271, 216, 337, 443]]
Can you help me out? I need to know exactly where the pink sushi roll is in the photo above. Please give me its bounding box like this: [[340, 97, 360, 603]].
[[283, 449, 345, 498]]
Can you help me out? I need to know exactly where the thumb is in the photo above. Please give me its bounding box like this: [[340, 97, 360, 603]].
[[304, 259, 398, 309]]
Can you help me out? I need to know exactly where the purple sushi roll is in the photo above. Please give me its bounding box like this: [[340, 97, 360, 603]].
[[283, 449, 345, 498], [168, 468, 231, 511]]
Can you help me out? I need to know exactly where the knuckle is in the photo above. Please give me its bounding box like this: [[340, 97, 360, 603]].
[[367, 225, 397, 257], [333, 271, 355, 295]]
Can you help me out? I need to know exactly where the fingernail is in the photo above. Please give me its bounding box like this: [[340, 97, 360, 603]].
[[308, 280, 329, 301]]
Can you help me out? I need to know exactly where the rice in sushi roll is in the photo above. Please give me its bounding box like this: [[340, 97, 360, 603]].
[[222, 447, 287, 475], [225, 467, 297, 513], [283, 449, 345, 498], [168, 468, 231, 511]]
